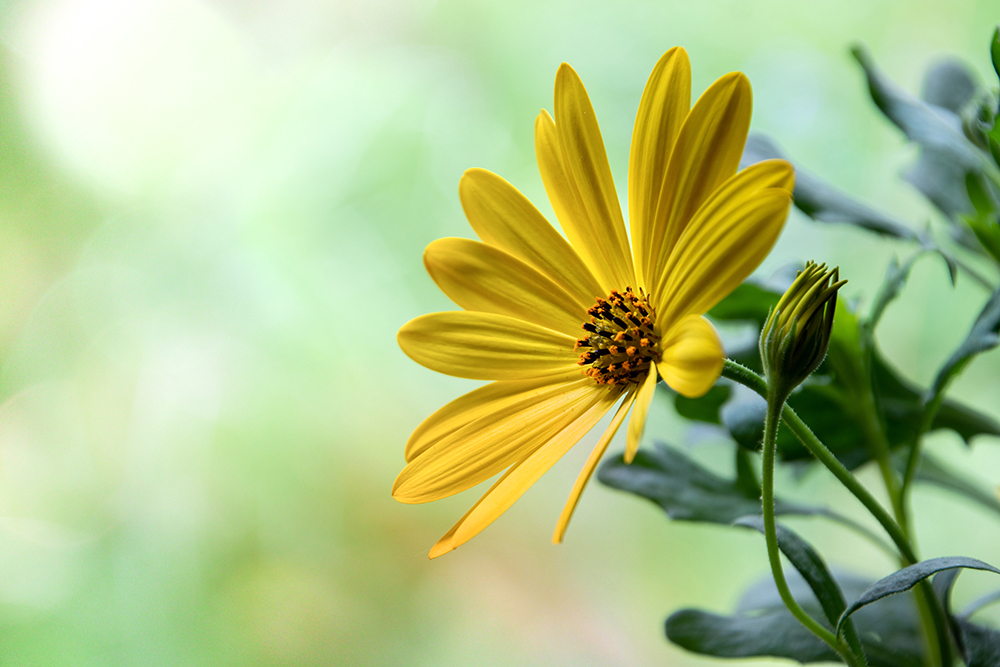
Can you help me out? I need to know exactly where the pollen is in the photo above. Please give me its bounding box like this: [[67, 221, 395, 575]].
[[576, 287, 660, 386]]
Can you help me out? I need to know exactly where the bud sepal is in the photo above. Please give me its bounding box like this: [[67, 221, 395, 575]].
[[759, 262, 846, 403]]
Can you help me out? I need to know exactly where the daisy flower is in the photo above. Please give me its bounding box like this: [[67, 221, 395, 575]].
[[394, 47, 794, 558]]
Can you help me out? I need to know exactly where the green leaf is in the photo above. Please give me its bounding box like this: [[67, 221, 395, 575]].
[[698, 285, 1000, 469], [853, 45, 996, 179], [905, 146, 976, 220], [667, 606, 836, 663], [837, 556, 1000, 636], [667, 572, 925, 667], [596, 443, 823, 524], [734, 516, 866, 662], [854, 43, 1000, 255], [934, 565, 1000, 667], [696, 284, 1000, 469], [956, 619, 1000, 667], [930, 287, 1000, 398], [866, 253, 923, 332], [922, 59, 979, 114], [742, 134, 920, 240]]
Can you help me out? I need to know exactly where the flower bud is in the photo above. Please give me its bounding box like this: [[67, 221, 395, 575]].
[[759, 262, 846, 401]]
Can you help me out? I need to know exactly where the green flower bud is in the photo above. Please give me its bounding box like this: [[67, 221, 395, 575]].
[[759, 262, 846, 401]]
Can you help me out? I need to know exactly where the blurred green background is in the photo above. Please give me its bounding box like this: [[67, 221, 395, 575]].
[[0, 0, 998, 665]]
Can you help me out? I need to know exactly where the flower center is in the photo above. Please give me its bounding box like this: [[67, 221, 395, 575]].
[[575, 287, 661, 386]]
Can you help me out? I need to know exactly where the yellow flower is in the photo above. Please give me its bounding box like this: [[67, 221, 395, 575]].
[[394, 48, 795, 558]]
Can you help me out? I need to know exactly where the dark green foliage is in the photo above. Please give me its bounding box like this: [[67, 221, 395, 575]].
[[852, 45, 991, 177], [596, 444, 823, 524], [667, 572, 925, 666], [605, 35, 1000, 666], [734, 517, 866, 662], [696, 279, 1000, 470], [931, 287, 1000, 398], [837, 557, 1000, 635]]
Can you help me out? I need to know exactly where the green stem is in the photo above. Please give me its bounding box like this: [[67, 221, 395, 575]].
[[723, 360, 914, 559], [762, 388, 865, 666], [722, 360, 952, 666]]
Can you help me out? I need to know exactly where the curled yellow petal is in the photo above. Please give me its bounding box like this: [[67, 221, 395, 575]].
[[656, 315, 724, 398]]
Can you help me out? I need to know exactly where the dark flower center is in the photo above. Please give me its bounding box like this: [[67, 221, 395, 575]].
[[575, 287, 660, 386]]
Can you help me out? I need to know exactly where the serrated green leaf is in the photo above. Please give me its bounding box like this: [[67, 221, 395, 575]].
[[667, 606, 837, 663], [734, 516, 866, 663], [935, 565, 1000, 667], [967, 173, 995, 217], [931, 287, 1000, 398], [667, 572, 925, 667], [853, 45, 996, 179], [742, 134, 920, 240], [837, 557, 1000, 636], [905, 147, 976, 220], [697, 285, 1000, 469], [596, 443, 822, 524], [867, 253, 921, 333]]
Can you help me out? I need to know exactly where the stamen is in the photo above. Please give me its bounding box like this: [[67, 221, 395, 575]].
[[575, 287, 660, 386]]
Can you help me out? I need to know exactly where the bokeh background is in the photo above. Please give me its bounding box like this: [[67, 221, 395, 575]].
[[0, 0, 998, 665]]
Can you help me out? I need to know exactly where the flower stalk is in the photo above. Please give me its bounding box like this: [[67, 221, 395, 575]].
[[723, 359, 952, 667], [761, 387, 867, 666]]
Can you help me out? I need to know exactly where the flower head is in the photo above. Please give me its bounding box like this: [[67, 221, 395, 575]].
[[760, 262, 845, 400], [394, 48, 795, 558]]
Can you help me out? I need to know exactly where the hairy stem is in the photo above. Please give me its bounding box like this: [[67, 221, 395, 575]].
[[762, 389, 865, 666], [722, 359, 951, 666]]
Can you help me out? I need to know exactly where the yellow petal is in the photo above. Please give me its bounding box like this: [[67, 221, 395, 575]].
[[645, 72, 753, 293], [398, 311, 578, 381], [424, 237, 587, 337], [629, 47, 691, 290], [654, 176, 793, 325], [393, 378, 603, 504], [656, 315, 724, 398], [553, 390, 636, 544], [429, 466, 518, 559], [404, 371, 581, 462], [535, 69, 634, 293], [459, 168, 604, 306], [441, 387, 620, 552], [625, 364, 659, 463]]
